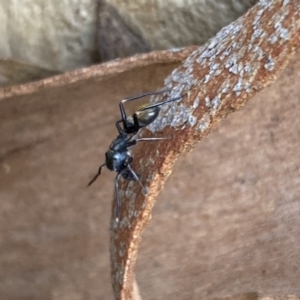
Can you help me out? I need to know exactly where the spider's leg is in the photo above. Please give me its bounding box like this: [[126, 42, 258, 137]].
[[87, 163, 106, 187], [115, 119, 125, 134], [139, 94, 185, 112], [135, 137, 170, 142], [126, 164, 145, 191], [114, 172, 123, 222], [126, 137, 170, 148]]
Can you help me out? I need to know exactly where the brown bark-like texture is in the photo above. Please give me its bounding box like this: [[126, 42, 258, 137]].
[[111, 1, 300, 299]]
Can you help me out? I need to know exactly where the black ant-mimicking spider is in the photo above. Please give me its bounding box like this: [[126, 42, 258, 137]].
[[87, 90, 184, 222]]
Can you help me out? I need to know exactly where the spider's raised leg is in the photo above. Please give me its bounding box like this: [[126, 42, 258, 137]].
[[115, 120, 125, 135], [114, 163, 147, 222], [135, 137, 170, 142], [138, 94, 184, 113], [126, 137, 170, 149], [87, 163, 106, 187], [125, 164, 145, 191], [114, 172, 124, 222]]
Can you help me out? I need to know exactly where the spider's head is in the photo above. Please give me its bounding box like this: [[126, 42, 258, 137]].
[[105, 149, 127, 172]]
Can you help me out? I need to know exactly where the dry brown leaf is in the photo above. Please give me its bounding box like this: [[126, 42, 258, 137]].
[[110, 1, 300, 299], [0, 47, 196, 100], [0, 59, 61, 87]]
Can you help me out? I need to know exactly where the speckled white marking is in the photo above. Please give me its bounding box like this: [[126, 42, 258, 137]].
[[199, 113, 211, 132], [119, 242, 126, 257], [269, 33, 278, 44], [142, 187, 148, 195], [168, 47, 186, 52], [253, 45, 266, 60], [119, 217, 130, 229], [141, 201, 147, 209], [282, 0, 289, 6], [278, 24, 290, 40], [225, 53, 238, 70], [244, 64, 252, 73], [205, 97, 211, 108], [211, 96, 221, 115], [203, 74, 211, 84], [146, 174, 154, 182], [188, 115, 197, 127], [229, 63, 239, 75], [259, 0, 272, 9], [265, 55, 275, 71], [193, 97, 200, 109]]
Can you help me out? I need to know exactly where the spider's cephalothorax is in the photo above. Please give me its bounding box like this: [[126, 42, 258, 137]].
[[88, 90, 184, 221]]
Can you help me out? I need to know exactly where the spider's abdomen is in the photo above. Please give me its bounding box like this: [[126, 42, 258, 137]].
[[136, 106, 160, 127], [125, 105, 160, 132]]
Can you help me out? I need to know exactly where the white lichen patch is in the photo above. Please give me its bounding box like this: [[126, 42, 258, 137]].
[[199, 113, 211, 132], [220, 45, 232, 60], [142, 187, 148, 195], [268, 33, 278, 44], [282, 0, 289, 7], [188, 115, 197, 127], [219, 78, 231, 94], [119, 217, 130, 229], [145, 157, 155, 166], [125, 181, 136, 199], [205, 97, 211, 108], [127, 189, 137, 202], [225, 53, 238, 73], [146, 174, 154, 182], [265, 55, 275, 71], [127, 193, 136, 219], [141, 201, 147, 209], [118, 241, 126, 258], [244, 63, 252, 73], [111, 259, 124, 287], [118, 188, 125, 200], [193, 97, 200, 109], [211, 96, 222, 115], [116, 268, 124, 285], [252, 45, 266, 60], [276, 22, 290, 40], [168, 47, 185, 52], [258, 0, 272, 9], [203, 74, 211, 84], [133, 210, 140, 218]]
